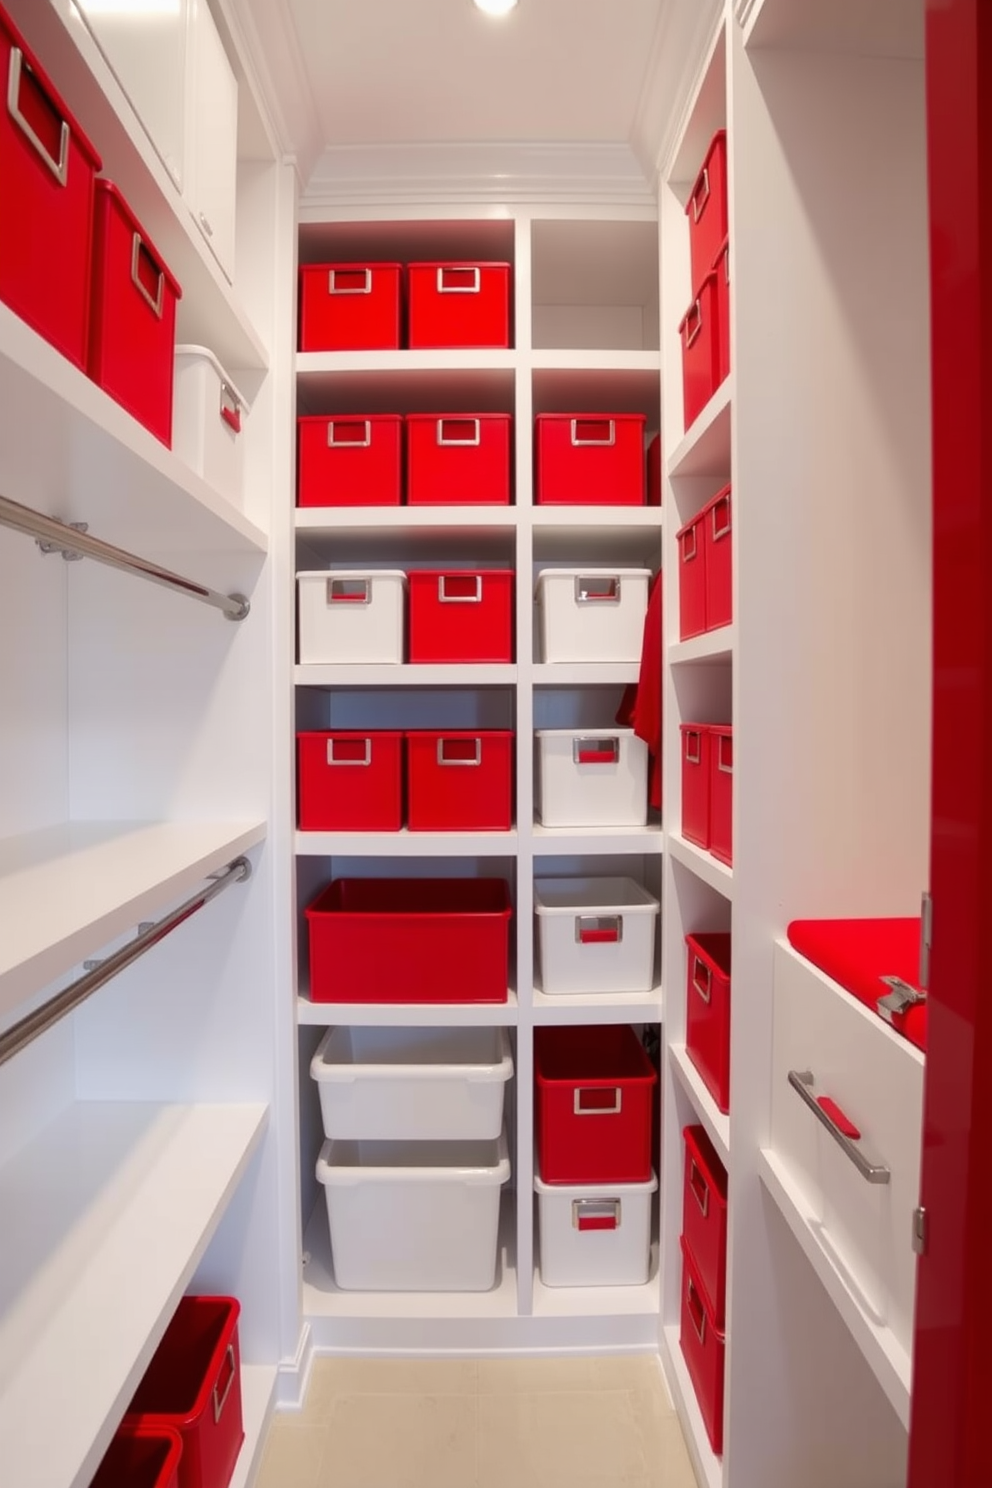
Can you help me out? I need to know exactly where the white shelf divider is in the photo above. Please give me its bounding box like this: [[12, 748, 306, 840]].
[[296, 989, 520, 1027], [296, 829, 517, 858], [666, 378, 732, 480], [669, 628, 735, 666], [532, 663, 641, 686], [661, 1323, 723, 1488], [531, 986, 663, 1024], [295, 506, 517, 532], [669, 1043, 731, 1169], [532, 824, 664, 855], [667, 833, 734, 899], [294, 664, 518, 688]]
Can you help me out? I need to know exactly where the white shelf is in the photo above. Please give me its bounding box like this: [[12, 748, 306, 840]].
[[669, 1043, 731, 1169], [295, 506, 517, 532], [530, 349, 662, 373], [296, 828, 517, 857], [0, 820, 267, 1022], [740, 0, 924, 56], [667, 833, 734, 898], [667, 378, 732, 480], [669, 628, 735, 666], [532, 663, 641, 686], [0, 305, 267, 557], [532, 823, 664, 855], [661, 1323, 723, 1488], [229, 1366, 278, 1488], [295, 664, 517, 688], [297, 990, 519, 1026], [297, 350, 518, 377], [532, 506, 664, 529], [0, 1100, 269, 1488], [758, 1149, 912, 1428], [531, 985, 663, 1023]]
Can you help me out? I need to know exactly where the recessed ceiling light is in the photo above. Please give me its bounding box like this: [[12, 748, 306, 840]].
[[473, 0, 518, 16]]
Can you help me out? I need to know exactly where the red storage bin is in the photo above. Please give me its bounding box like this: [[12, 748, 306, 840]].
[[704, 484, 732, 630], [535, 413, 646, 505], [297, 731, 403, 832], [406, 413, 511, 505], [685, 932, 732, 1114], [680, 724, 711, 848], [409, 569, 513, 663], [407, 730, 513, 831], [682, 1125, 729, 1325], [535, 1024, 657, 1184], [679, 273, 720, 432], [713, 235, 730, 386], [786, 916, 927, 1052], [710, 726, 733, 865], [407, 261, 510, 348], [299, 262, 401, 351], [677, 511, 707, 640], [647, 432, 662, 506], [91, 1425, 183, 1488], [297, 414, 401, 507], [687, 130, 728, 292], [679, 1237, 726, 1456], [128, 1297, 243, 1488], [88, 181, 181, 445], [0, 7, 101, 368], [306, 877, 512, 1004]]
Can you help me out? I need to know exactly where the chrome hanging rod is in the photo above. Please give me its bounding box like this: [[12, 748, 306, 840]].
[[0, 493, 249, 621], [0, 856, 252, 1070]]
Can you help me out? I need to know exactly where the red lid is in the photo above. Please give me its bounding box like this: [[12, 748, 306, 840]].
[[94, 181, 182, 299], [0, 9, 102, 170]]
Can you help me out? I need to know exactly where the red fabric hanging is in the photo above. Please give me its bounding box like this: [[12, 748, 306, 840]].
[[616, 571, 662, 809]]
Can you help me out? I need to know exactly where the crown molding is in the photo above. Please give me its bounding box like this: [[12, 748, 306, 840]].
[[301, 142, 658, 211], [227, 0, 323, 181], [629, 0, 725, 181]]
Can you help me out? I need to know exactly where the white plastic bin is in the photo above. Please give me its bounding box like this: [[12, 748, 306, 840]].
[[298, 569, 406, 664], [317, 1130, 510, 1291], [535, 728, 649, 827], [535, 1169, 657, 1287], [535, 568, 651, 663], [310, 1025, 513, 1141], [172, 345, 250, 508], [534, 877, 659, 994]]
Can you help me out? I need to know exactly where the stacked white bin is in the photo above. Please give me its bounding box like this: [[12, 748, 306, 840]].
[[535, 567, 651, 663], [535, 729, 649, 827], [312, 1026, 512, 1291], [297, 570, 406, 664], [172, 345, 251, 510]]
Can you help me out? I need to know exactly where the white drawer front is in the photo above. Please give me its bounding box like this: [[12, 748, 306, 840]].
[[770, 943, 924, 1359]]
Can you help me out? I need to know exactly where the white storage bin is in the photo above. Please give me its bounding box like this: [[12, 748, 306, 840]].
[[317, 1130, 510, 1291], [535, 728, 649, 827], [298, 569, 406, 664], [171, 345, 250, 508], [310, 1025, 513, 1141], [534, 877, 659, 994], [535, 568, 651, 663], [535, 1169, 657, 1287]]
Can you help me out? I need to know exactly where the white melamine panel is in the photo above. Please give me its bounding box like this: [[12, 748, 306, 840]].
[[188, 0, 239, 280]]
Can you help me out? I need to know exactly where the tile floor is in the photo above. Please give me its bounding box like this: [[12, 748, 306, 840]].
[[256, 1354, 698, 1488]]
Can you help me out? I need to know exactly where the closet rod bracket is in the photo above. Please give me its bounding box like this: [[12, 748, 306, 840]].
[[36, 521, 88, 561]]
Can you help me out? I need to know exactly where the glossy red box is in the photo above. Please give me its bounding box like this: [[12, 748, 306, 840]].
[[408, 569, 514, 663], [713, 235, 730, 386], [127, 1297, 243, 1488], [677, 511, 707, 640], [406, 413, 511, 505], [299, 262, 401, 351], [407, 730, 513, 832], [704, 484, 732, 631], [710, 725, 733, 865], [679, 1237, 726, 1456], [647, 432, 662, 506], [407, 261, 510, 348], [91, 1425, 183, 1488], [535, 413, 646, 505], [297, 414, 402, 507], [0, 5, 101, 368], [88, 181, 181, 444], [681, 724, 712, 848], [679, 272, 721, 432], [687, 130, 728, 292], [685, 932, 732, 1115], [297, 731, 403, 832], [306, 877, 512, 1003], [535, 1024, 657, 1184], [682, 1124, 729, 1325]]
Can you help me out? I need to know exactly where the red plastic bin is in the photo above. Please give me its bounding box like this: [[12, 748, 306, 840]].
[[91, 1425, 183, 1488], [535, 413, 646, 505], [679, 273, 720, 432], [713, 235, 730, 386], [682, 1124, 729, 1325], [306, 877, 512, 1003], [677, 511, 707, 640], [297, 731, 402, 832], [407, 730, 513, 831], [299, 262, 401, 351], [679, 1237, 726, 1456], [127, 1297, 243, 1488], [680, 724, 711, 848], [407, 261, 511, 348], [409, 569, 514, 663], [297, 414, 401, 507], [710, 726, 733, 865], [0, 6, 101, 369], [704, 484, 732, 631], [685, 932, 732, 1114], [687, 130, 728, 292], [647, 432, 662, 506], [88, 181, 181, 445], [535, 1024, 657, 1184], [406, 413, 511, 505]]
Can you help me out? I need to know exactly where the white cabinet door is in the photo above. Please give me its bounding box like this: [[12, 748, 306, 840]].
[[186, 0, 238, 283]]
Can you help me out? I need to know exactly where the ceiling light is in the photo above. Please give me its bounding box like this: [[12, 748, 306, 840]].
[[473, 0, 518, 16]]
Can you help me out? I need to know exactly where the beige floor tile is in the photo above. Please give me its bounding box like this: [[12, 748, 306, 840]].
[[637, 1410, 704, 1488], [254, 1418, 329, 1488], [478, 1389, 646, 1488], [306, 1355, 479, 1416], [594, 1352, 674, 1402], [319, 1392, 479, 1488], [477, 1353, 600, 1394]]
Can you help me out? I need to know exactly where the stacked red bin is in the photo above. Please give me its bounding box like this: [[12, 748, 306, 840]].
[[678, 131, 730, 431], [680, 723, 733, 866], [679, 1126, 729, 1455], [676, 484, 732, 638], [298, 259, 511, 350]]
